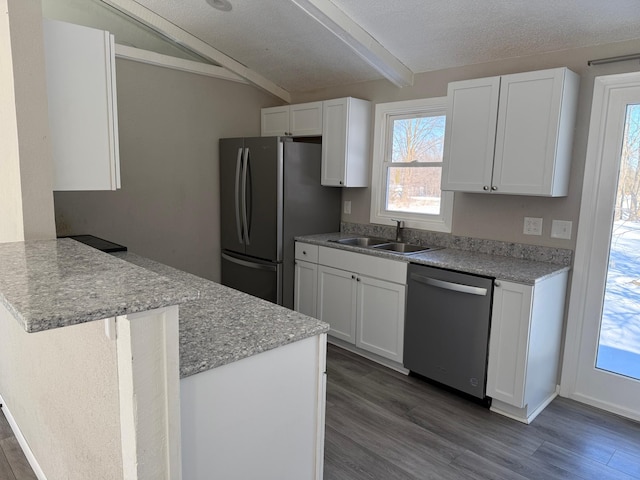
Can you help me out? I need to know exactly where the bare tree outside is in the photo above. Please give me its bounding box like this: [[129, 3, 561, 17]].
[[616, 104, 640, 221], [386, 115, 446, 215]]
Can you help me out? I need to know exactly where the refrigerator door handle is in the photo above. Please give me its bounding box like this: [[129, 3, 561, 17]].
[[241, 147, 250, 245], [234, 147, 244, 244], [221, 252, 277, 272]]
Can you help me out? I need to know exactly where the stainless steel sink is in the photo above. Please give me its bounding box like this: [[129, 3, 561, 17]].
[[329, 236, 439, 255], [372, 242, 435, 254], [330, 237, 389, 247]]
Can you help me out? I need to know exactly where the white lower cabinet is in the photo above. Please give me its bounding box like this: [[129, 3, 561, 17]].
[[486, 271, 568, 423], [295, 243, 407, 365], [317, 265, 357, 343], [355, 275, 405, 363], [181, 334, 327, 480], [294, 260, 318, 318]]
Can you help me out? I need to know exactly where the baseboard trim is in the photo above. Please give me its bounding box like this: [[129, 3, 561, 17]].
[[328, 337, 409, 375], [490, 392, 557, 424], [565, 391, 640, 422], [0, 395, 47, 480]]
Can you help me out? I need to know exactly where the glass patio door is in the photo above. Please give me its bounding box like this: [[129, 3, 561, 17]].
[[562, 73, 640, 421], [597, 104, 640, 380]]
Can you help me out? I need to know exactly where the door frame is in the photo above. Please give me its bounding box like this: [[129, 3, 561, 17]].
[[560, 71, 640, 421]]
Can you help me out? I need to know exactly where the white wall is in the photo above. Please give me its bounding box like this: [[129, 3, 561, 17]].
[[54, 58, 279, 282], [0, 0, 55, 243], [292, 39, 640, 250], [0, 306, 123, 479]]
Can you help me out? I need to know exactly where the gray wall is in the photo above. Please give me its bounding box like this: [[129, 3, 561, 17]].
[[292, 39, 640, 250], [54, 58, 279, 282]]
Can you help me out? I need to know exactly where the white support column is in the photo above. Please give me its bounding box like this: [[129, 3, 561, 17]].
[[0, 0, 56, 242], [116, 306, 182, 480]]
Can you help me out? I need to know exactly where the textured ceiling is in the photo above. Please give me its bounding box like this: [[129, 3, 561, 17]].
[[130, 0, 640, 93]]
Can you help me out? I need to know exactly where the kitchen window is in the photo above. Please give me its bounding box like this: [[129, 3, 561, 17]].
[[370, 97, 453, 232]]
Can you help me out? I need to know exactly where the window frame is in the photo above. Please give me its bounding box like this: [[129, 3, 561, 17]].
[[370, 97, 454, 232]]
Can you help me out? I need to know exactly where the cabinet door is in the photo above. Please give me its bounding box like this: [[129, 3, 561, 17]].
[[321, 98, 371, 187], [492, 69, 566, 195], [317, 265, 357, 343], [486, 280, 533, 408], [261, 106, 290, 136], [355, 275, 406, 362], [321, 98, 348, 186], [294, 260, 318, 318], [43, 19, 120, 191], [441, 77, 500, 193], [290, 102, 323, 136]]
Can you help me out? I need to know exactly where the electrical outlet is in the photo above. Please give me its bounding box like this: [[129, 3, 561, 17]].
[[523, 217, 543, 236], [551, 220, 572, 239], [343, 200, 351, 215]]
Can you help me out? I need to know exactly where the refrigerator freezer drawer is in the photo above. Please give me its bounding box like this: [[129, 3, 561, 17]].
[[221, 251, 282, 305]]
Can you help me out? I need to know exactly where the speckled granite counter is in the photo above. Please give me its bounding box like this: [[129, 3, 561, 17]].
[[0, 239, 198, 333], [297, 233, 569, 285], [111, 251, 329, 378]]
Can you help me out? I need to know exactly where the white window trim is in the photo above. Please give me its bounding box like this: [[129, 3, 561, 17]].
[[370, 97, 454, 232]]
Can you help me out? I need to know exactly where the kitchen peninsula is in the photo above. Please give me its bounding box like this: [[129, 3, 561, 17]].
[[0, 238, 328, 480]]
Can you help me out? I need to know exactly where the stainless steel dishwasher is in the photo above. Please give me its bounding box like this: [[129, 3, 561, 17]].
[[404, 263, 494, 400]]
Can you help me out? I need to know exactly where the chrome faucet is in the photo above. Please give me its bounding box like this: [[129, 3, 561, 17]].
[[391, 219, 405, 242]]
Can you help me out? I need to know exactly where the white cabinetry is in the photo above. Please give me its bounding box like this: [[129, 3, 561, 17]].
[[263, 98, 372, 187], [314, 246, 406, 364], [442, 67, 579, 196], [318, 265, 357, 342], [181, 334, 327, 480], [261, 102, 323, 136], [355, 274, 406, 362], [321, 97, 371, 187], [294, 243, 319, 318], [43, 19, 120, 191], [486, 271, 568, 423]]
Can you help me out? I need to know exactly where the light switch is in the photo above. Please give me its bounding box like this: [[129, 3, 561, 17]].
[[523, 217, 543, 236], [551, 220, 572, 239], [343, 200, 351, 215]]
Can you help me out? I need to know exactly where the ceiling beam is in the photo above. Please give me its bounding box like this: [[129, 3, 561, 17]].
[[114, 44, 249, 84], [100, 0, 291, 102], [290, 0, 414, 88]]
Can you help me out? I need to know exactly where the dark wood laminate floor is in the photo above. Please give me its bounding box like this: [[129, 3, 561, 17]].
[[0, 408, 36, 480], [2, 345, 638, 480], [324, 344, 640, 480]]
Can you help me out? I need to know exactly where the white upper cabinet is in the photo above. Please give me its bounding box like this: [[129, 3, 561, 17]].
[[43, 19, 120, 191], [321, 97, 371, 187], [261, 102, 323, 137], [261, 106, 290, 136], [442, 67, 579, 196]]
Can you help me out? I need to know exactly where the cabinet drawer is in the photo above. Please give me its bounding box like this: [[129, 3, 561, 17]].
[[318, 246, 407, 284], [295, 243, 319, 263]]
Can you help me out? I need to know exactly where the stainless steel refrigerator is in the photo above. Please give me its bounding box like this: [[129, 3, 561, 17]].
[[220, 136, 341, 309]]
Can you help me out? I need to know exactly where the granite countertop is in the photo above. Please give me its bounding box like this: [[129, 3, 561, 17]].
[[112, 251, 329, 378], [297, 233, 569, 284], [0, 239, 198, 333]]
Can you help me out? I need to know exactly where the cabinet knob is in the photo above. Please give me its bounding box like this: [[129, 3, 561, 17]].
[[351, 275, 356, 279], [302, 251, 307, 255], [483, 186, 489, 191], [356, 277, 361, 282], [491, 186, 497, 191], [339, 181, 343, 185], [494, 280, 501, 287]]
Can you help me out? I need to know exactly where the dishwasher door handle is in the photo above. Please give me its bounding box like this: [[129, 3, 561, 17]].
[[410, 273, 488, 296]]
